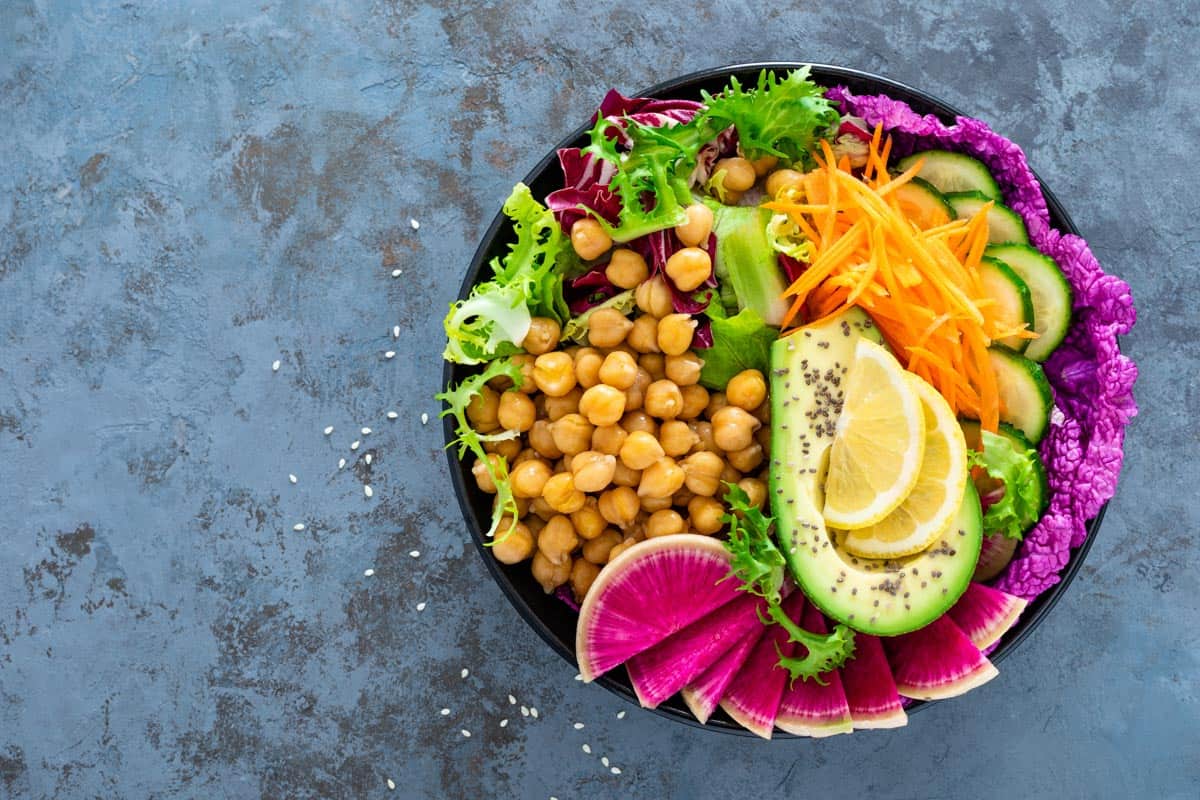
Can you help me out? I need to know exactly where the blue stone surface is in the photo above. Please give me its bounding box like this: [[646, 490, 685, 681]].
[[1, 2, 1197, 798]]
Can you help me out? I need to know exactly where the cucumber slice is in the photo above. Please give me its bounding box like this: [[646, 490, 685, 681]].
[[892, 176, 955, 229], [978, 256, 1034, 352], [984, 244, 1073, 362], [958, 420, 1049, 523], [896, 150, 1001, 201], [987, 347, 1053, 444], [945, 191, 1030, 245]]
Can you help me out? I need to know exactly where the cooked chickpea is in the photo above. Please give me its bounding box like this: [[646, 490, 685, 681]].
[[726, 369, 767, 411], [529, 419, 563, 459], [598, 351, 638, 390], [639, 494, 673, 512], [681, 450, 725, 496], [621, 410, 658, 436], [509, 354, 538, 394], [550, 413, 594, 457], [664, 247, 712, 292], [727, 442, 764, 473], [570, 499, 607, 540], [570, 558, 601, 601], [634, 275, 674, 318], [665, 352, 704, 386], [720, 189, 744, 205], [570, 217, 612, 260], [705, 391, 729, 420], [679, 384, 710, 420], [588, 307, 634, 349], [766, 168, 805, 199], [644, 379, 684, 419], [574, 348, 604, 388], [659, 419, 699, 457], [611, 461, 642, 488], [750, 154, 779, 177], [713, 157, 756, 192], [591, 424, 627, 456], [501, 495, 531, 519], [752, 400, 771, 425], [688, 420, 720, 454], [512, 447, 540, 466], [544, 386, 582, 421], [626, 314, 660, 354], [533, 352, 577, 397], [572, 450, 617, 493], [542, 472, 586, 514], [721, 462, 742, 485], [638, 457, 686, 499], [737, 477, 767, 510], [672, 487, 696, 508], [582, 529, 623, 564], [472, 454, 502, 493], [674, 203, 714, 247], [484, 436, 521, 461], [657, 314, 697, 356], [605, 248, 649, 289], [755, 424, 772, 454], [531, 550, 572, 592], [646, 509, 686, 538], [607, 537, 638, 562], [466, 386, 500, 433], [624, 368, 652, 412], [538, 515, 579, 565], [598, 486, 640, 528], [497, 390, 536, 432], [492, 520, 535, 564], [712, 406, 761, 452], [619, 430, 665, 471], [524, 514, 545, 536], [529, 495, 556, 521], [578, 384, 626, 427], [638, 352, 666, 381], [510, 459, 552, 499], [522, 317, 561, 355], [627, 519, 647, 542], [688, 496, 726, 535]]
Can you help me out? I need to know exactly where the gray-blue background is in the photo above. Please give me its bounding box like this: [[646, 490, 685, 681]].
[[1, 1, 1196, 798]]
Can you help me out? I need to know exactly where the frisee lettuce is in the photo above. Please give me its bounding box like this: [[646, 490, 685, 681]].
[[969, 429, 1046, 539], [697, 304, 777, 391]]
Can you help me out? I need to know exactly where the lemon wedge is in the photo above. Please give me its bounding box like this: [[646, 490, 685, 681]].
[[840, 374, 970, 558], [822, 339, 925, 529]]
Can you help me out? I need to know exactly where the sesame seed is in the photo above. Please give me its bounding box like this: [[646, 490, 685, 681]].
[[520, 706, 529, 717], [440, 708, 450, 716], [385, 351, 396, 359], [387, 411, 398, 420], [611, 767, 622, 775], [364, 454, 373, 465], [364, 568, 374, 577], [293, 523, 305, 532], [410, 218, 420, 230], [420, 413, 429, 425], [601, 757, 610, 767], [460, 668, 469, 679], [288, 474, 297, 484], [574, 674, 583, 681], [387, 779, 395, 790], [361, 427, 372, 435], [350, 440, 360, 450], [530, 707, 539, 718], [323, 425, 334, 435], [392, 325, 400, 338], [337, 458, 346, 469], [391, 269, 401, 277], [461, 729, 470, 738], [364, 485, 373, 498], [409, 550, 420, 558], [508, 694, 516, 705], [551, 796, 558, 800], [416, 602, 426, 612], [616, 711, 626, 719], [581, 744, 591, 754], [499, 719, 508, 728], [272, 360, 280, 372], [573, 722, 584, 730]]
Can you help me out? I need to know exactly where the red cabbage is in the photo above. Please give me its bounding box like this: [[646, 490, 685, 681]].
[[596, 89, 703, 129], [565, 265, 622, 315], [628, 228, 718, 314], [546, 148, 622, 232]]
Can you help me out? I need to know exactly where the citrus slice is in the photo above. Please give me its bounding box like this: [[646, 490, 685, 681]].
[[822, 339, 925, 529], [840, 374, 970, 558]]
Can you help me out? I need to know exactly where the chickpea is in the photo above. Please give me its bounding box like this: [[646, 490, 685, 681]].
[[727, 442, 764, 473], [492, 521, 535, 564], [665, 352, 704, 386], [674, 203, 714, 248], [766, 168, 805, 199], [472, 454, 502, 493], [664, 247, 712, 292], [679, 384, 710, 420], [512, 447, 540, 466], [588, 307, 634, 349], [639, 494, 673, 512], [721, 462, 741, 485], [646, 509, 686, 538], [531, 550, 572, 593], [737, 477, 768, 511], [571, 499, 607, 540], [672, 487, 696, 508], [657, 314, 697, 356], [627, 519, 647, 542], [542, 472, 586, 514], [524, 514, 545, 536], [619, 430, 665, 471], [712, 406, 761, 452], [499, 495, 531, 519], [639, 457, 686, 499], [598, 351, 638, 390], [688, 496, 726, 535], [571, 217, 612, 260], [634, 275, 674, 318], [720, 189, 744, 205], [605, 248, 649, 289], [538, 515, 580, 565], [621, 409, 659, 436], [510, 459, 552, 498], [611, 461, 642, 488], [607, 536, 638, 562], [522, 317, 561, 355], [574, 348, 604, 388], [570, 558, 601, 602], [550, 413, 594, 457], [688, 420, 720, 454], [583, 529, 623, 564], [572, 450, 617, 493], [644, 379, 684, 420], [705, 391, 729, 420], [626, 314, 660, 354], [497, 390, 536, 432], [544, 386, 582, 421], [726, 369, 767, 411], [533, 352, 577, 397], [657, 419, 697, 457], [638, 352, 667, 381], [529, 419, 563, 459], [578, 384, 626, 427], [529, 495, 556, 521], [755, 425, 772, 454], [466, 386, 501, 433], [509, 354, 538, 394], [681, 451, 725, 496], [624, 368, 651, 412], [484, 437, 522, 461], [713, 157, 756, 192], [591, 424, 627, 456], [750, 154, 779, 177], [598, 486, 640, 528]]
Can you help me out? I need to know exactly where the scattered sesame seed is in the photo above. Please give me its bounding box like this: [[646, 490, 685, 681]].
[[364, 485, 373, 498], [293, 523, 305, 532], [272, 360, 280, 372], [574, 674, 583, 681], [350, 440, 360, 451], [416, 602, 426, 612], [573, 722, 584, 730], [387, 779, 395, 790], [410, 218, 420, 230], [616, 711, 626, 719], [530, 707, 539, 719], [460, 668, 469, 679], [499, 719, 508, 728], [391, 269, 402, 277], [601, 757, 610, 767], [364, 454, 373, 465], [323, 425, 334, 435], [361, 427, 372, 435], [508, 694, 516, 705], [392, 325, 400, 338], [611, 767, 622, 776], [520, 706, 529, 717], [581, 744, 591, 754], [387, 411, 398, 420], [551, 796, 558, 800], [461, 729, 471, 738], [288, 474, 297, 484], [364, 568, 374, 577], [420, 413, 429, 425], [440, 708, 450, 716], [338, 458, 346, 469], [409, 550, 420, 558]]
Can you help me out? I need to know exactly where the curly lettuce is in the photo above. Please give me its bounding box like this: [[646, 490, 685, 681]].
[[969, 429, 1047, 540]]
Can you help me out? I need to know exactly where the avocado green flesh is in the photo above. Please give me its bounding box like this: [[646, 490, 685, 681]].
[[769, 309, 984, 637]]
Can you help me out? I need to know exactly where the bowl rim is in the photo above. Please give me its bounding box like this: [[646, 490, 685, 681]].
[[442, 61, 1107, 737]]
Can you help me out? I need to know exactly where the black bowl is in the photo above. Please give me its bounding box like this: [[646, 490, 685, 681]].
[[443, 62, 1106, 736]]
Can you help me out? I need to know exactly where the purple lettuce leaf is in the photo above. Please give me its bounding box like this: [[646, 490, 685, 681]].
[[564, 265, 623, 315]]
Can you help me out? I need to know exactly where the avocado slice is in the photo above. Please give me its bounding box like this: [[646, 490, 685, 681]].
[[769, 309, 983, 636]]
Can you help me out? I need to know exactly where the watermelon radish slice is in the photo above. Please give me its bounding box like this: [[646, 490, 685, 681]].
[[718, 592, 804, 739], [627, 593, 767, 708], [949, 582, 1027, 650], [883, 615, 998, 700], [839, 633, 907, 730], [681, 624, 762, 724], [775, 601, 853, 737], [973, 532, 1019, 581], [576, 534, 741, 682]]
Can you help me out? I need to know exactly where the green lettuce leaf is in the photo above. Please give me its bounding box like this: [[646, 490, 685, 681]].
[[711, 204, 789, 325], [697, 305, 778, 390], [768, 604, 858, 687], [561, 290, 636, 344], [968, 429, 1045, 539], [765, 212, 815, 262]]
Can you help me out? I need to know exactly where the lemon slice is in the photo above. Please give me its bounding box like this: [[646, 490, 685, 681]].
[[840, 374, 970, 558], [822, 339, 925, 529]]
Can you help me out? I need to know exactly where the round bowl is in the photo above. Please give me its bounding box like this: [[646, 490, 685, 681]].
[[443, 62, 1107, 735]]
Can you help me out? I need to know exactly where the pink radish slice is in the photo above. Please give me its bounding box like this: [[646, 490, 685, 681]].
[[840, 633, 906, 730], [681, 624, 763, 724], [973, 532, 1019, 581], [576, 535, 741, 682], [884, 615, 998, 701], [718, 592, 804, 739], [627, 593, 766, 709], [948, 582, 1027, 650], [774, 601, 853, 738]]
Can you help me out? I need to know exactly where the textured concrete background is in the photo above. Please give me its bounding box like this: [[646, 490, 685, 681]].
[[1, 1, 1196, 798]]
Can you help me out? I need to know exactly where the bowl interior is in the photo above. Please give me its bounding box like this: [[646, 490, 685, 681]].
[[443, 63, 1105, 736]]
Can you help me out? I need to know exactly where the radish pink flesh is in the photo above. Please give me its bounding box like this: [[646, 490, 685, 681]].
[[774, 600, 853, 737], [718, 592, 804, 739], [973, 532, 1019, 581], [883, 615, 998, 701], [948, 582, 1027, 650], [576, 535, 741, 681], [627, 593, 766, 709], [839, 633, 906, 730], [681, 624, 762, 724]]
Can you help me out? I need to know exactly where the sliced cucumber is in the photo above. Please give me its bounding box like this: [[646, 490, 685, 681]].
[[978, 256, 1034, 352], [892, 176, 955, 229], [896, 150, 1001, 200], [945, 191, 1030, 245], [959, 420, 1049, 521], [987, 346, 1053, 444], [984, 244, 1073, 362]]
